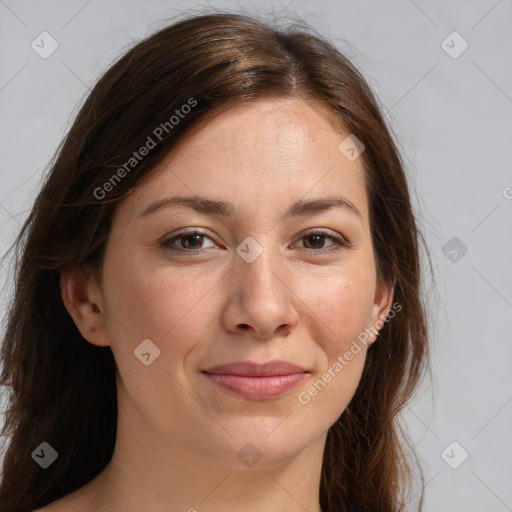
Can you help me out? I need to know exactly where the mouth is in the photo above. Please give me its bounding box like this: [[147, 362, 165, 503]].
[[202, 360, 308, 400]]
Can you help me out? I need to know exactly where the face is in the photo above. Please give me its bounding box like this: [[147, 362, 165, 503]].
[[67, 97, 393, 470]]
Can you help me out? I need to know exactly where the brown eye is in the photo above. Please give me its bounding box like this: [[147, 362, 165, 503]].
[[302, 234, 328, 250], [296, 230, 347, 253], [179, 233, 205, 249], [161, 229, 216, 255]]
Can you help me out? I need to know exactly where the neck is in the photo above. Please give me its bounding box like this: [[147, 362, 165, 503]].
[[80, 381, 327, 512]]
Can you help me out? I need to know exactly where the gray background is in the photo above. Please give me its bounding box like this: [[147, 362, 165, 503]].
[[1, 0, 511, 510]]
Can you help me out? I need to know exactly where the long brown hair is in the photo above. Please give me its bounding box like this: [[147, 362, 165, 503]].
[[0, 9, 432, 512]]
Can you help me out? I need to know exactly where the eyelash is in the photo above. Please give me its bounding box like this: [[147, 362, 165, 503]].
[[160, 228, 349, 256]]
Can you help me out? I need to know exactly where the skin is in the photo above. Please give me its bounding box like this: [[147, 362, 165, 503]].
[[41, 97, 394, 512]]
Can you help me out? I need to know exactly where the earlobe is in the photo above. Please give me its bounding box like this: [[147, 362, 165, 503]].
[[59, 263, 110, 347]]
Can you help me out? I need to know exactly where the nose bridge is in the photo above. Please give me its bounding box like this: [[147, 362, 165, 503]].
[[235, 236, 285, 299], [229, 234, 297, 336]]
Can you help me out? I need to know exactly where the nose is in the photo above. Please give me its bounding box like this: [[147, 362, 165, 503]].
[[220, 244, 299, 341]]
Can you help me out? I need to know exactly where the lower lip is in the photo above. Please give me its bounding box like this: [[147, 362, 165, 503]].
[[203, 372, 307, 400]]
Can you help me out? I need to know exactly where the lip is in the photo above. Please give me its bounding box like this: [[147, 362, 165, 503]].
[[202, 360, 308, 400], [203, 360, 307, 376]]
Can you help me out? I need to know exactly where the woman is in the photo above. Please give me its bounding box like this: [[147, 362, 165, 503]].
[[0, 10, 432, 512]]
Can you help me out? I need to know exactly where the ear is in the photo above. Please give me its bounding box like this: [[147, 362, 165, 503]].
[[60, 263, 110, 347], [367, 274, 396, 347]]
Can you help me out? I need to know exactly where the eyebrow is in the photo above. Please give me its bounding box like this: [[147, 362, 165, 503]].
[[137, 194, 362, 222]]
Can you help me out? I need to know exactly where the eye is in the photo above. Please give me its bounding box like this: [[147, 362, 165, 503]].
[[160, 228, 349, 256], [161, 228, 216, 255], [294, 229, 349, 253]]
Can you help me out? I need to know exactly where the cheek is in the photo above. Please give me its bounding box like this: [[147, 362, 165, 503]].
[[302, 263, 376, 355], [295, 270, 373, 421], [298, 349, 366, 430], [100, 262, 219, 438], [101, 254, 218, 375]]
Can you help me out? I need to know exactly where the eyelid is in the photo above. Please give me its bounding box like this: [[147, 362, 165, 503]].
[[160, 227, 214, 252], [297, 227, 349, 243], [161, 227, 350, 254], [295, 228, 351, 252]]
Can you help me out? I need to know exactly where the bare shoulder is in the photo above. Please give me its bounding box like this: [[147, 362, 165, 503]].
[[31, 490, 93, 512]]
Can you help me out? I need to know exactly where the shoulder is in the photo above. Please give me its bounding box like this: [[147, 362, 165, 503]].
[[31, 491, 92, 512]]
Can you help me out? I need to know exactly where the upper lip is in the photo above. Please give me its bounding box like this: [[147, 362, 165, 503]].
[[202, 360, 307, 377]]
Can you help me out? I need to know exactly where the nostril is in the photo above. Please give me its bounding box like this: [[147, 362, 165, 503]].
[[279, 325, 291, 336]]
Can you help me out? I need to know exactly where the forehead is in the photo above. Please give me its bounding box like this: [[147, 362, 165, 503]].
[[119, 97, 369, 225], [167, 97, 354, 166]]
